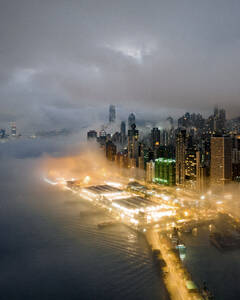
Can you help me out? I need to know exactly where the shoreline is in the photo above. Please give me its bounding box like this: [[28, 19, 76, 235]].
[[145, 229, 203, 300], [63, 187, 203, 299]]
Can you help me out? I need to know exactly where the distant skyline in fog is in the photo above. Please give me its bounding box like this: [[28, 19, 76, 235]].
[[1, 0, 240, 130]]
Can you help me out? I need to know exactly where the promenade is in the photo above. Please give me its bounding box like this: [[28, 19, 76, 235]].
[[146, 229, 202, 300]]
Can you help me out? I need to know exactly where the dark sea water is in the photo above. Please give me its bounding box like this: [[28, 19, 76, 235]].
[[0, 160, 169, 300], [182, 227, 240, 300]]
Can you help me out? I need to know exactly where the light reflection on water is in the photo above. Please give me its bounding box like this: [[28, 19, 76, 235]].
[[0, 177, 169, 300]]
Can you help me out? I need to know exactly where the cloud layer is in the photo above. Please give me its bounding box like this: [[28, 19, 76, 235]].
[[1, 0, 240, 129]]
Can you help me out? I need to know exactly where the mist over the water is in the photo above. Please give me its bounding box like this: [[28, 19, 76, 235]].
[[0, 136, 170, 300]]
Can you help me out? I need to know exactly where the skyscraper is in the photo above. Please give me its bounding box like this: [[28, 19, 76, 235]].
[[213, 107, 226, 134], [128, 113, 135, 129], [120, 121, 126, 136], [106, 140, 117, 161], [176, 129, 187, 185], [210, 136, 232, 185], [109, 105, 116, 123], [128, 123, 139, 164], [184, 136, 197, 181], [146, 160, 155, 183], [196, 151, 209, 192], [151, 128, 160, 149], [98, 129, 107, 146]]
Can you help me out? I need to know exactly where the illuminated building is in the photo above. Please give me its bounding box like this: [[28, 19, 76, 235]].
[[146, 160, 155, 183], [155, 145, 175, 160], [106, 140, 117, 161], [151, 128, 160, 149], [185, 137, 197, 181], [80, 184, 175, 225], [128, 113, 136, 129], [210, 136, 232, 185], [232, 135, 240, 181], [161, 129, 169, 146], [87, 130, 97, 141], [98, 129, 107, 146], [129, 157, 137, 168], [176, 130, 187, 185], [109, 105, 116, 123], [143, 148, 154, 169], [127, 123, 139, 165], [138, 156, 144, 170], [154, 158, 176, 186], [196, 151, 209, 192]]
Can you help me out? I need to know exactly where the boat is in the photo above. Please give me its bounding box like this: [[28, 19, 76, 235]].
[[97, 221, 120, 228]]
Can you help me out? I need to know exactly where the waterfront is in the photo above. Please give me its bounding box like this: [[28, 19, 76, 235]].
[[1, 141, 240, 300], [0, 160, 169, 300]]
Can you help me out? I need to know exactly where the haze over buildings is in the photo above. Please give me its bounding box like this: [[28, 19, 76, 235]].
[[1, 0, 240, 131], [2, 1, 240, 299]]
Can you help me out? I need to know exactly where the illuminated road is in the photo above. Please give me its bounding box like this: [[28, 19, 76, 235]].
[[147, 229, 201, 300]]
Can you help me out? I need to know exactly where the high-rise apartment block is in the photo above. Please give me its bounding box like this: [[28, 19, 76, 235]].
[[210, 136, 232, 185]]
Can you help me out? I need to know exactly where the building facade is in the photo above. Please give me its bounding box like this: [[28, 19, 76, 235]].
[[154, 158, 176, 186], [176, 130, 187, 185], [210, 136, 232, 185]]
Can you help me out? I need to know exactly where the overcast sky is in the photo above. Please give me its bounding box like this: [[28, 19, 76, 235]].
[[1, 0, 240, 130]]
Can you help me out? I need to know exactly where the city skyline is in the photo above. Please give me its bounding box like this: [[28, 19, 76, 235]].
[[1, 1, 240, 300]]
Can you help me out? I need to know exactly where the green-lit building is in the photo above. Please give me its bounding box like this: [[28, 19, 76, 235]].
[[154, 158, 176, 186]]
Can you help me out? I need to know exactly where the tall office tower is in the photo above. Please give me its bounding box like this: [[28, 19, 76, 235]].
[[232, 135, 240, 181], [128, 113, 136, 129], [138, 143, 145, 170], [98, 129, 107, 146], [161, 129, 169, 146], [10, 122, 16, 136], [151, 128, 160, 149], [143, 148, 154, 169], [213, 107, 226, 133], [196, 151, 209, 192], [176, 129, 187, 185], [120, 121, 126, 145], [87, 130, 97, 141], [116, 151, 128, 169], [146, 160, 155, 183], [127, 123, 139, 165], [106, 140, 117, 161], [111, 131, 120, 143], [109, 105, 116, 123], [120, 121, 126, 136], [210, 136, 232, 185], [219, 109, 226, 131], [185, 136, 197, 181]]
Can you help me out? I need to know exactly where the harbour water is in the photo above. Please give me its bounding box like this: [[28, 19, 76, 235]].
[[0, 160, 169, 300], [182, 227, 240, 300]]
